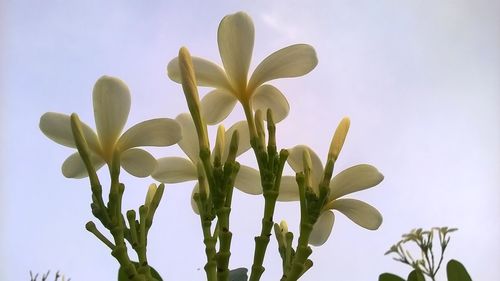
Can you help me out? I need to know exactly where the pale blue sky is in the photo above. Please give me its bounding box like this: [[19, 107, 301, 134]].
[[2, 1, 499, 280]]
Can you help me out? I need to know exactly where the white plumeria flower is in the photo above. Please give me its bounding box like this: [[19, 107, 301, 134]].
[[39, 76, 182, 178], [285, 145, 384, 246], [167, 11, 318, 125], [152, 113, 264, 212]]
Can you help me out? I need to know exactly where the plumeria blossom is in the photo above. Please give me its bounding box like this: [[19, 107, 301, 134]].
[[286, 145, 384, 246], [152, 113, 264, 212], [167, 11, 318, 125], [39, 76, 182, 178]]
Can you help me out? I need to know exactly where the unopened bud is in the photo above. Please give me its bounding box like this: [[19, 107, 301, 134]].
[[178, 47, 200, 110], [302, 149, 313, 189], [254, 110, 266, 148], [213, 125, 226, 162], [328, 117, 350, 161], [178, 47, 209, 150], [145, 183, 158, 207], [279, 220, 288, 233]]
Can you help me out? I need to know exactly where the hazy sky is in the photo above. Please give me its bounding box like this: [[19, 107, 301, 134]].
[[2, 1, 499, 280]]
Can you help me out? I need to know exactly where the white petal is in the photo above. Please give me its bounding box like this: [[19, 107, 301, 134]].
[[309, 211, 335, 246], [152, 157, 197, 183], [176, 113, 200, 162], [234, 165, 262, 195], [222, 120, 251, 162], [248, 44, 318, 91], [251, 85, 290, 123], [218, 12, 254, 93], [200, 90, 238, 125], [329, 164, 384, 200], [167, 56, 233, 91], [277, 176, 300, 201], [39, 112, 101, 153], [331, 199, 382, 230], [120, 148, 156, 178], [93, 76, 131, 153], [117, 118, 182, 151], [61, 152, 105, 179], [287, 145, 324, 187]]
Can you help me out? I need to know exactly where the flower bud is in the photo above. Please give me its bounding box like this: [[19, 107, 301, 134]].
[[328, 117, 350, 161], [279, 220, 288, 233], [213, 125, 226, 162], [178, 47, 200, 111], [178, 47, 209, 150], [254, 109, 266, 148], [302, 148, 313, 191], [145, 183, 158, 207]]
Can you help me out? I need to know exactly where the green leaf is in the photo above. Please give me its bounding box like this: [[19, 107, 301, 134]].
[[407, 270, 425, 281], [447, 259, 472, 281], [379, 273, 406, 281], [148, 265, 163, 281], [229, 267, 248, 281], [118, 262, 163, 281]]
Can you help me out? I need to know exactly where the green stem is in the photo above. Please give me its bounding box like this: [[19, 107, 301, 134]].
[[249, 188, 279, 281], [108, 154, 142, 281], [243, 103, 258, 142], [247, 107, 289, 281], [85, 221, 115, 249], [216, 163, 240, 281], [195, 194, 217, 281], [285, 224, 313, 281], [70, 114, 110, 225], [136, 206, 152, 279], [216, 206, 232, 281], [282, 174, 314, 281]]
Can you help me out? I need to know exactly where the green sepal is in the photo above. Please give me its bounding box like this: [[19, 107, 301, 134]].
[[378, 273, 405, 281], [229, 267, 248, 281], [118, 262, 163, 281], [407, 270, 425, 281], [446, 259, 472, 281]]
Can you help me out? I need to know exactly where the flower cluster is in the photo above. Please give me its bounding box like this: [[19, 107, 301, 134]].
[[39, 11, 385, 281]]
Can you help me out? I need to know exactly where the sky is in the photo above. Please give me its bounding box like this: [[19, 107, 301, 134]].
[[1, 0, 499, 280]]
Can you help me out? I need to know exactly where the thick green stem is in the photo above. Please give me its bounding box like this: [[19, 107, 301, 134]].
[[285, 223, 313, 281], [249, 188, 279, 281], [135, 206, 152, 279], [107, 154, 143, 281], [216, 206, 232, 281], [247, 108, 289, 281], [194, 194, 217, 281]]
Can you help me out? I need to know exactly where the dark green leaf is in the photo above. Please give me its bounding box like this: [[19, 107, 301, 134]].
[[447, 259, 472, 281], [379, 273, 406, 281], [118, 262, 163, 281], [148, 265, 163, 281], [229, 267, 248, 281], [407, 270, 425, 281]]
